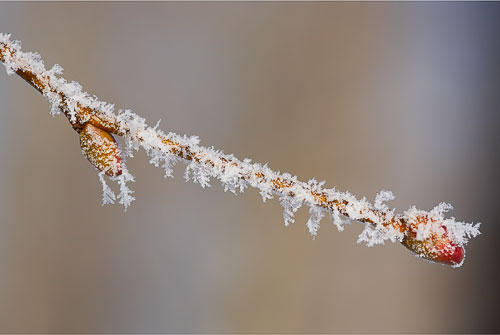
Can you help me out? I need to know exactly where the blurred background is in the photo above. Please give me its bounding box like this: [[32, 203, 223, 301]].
[[0, 2, 499, 333]]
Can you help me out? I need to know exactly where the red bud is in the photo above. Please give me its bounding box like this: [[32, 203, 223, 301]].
[[401, 215, 464, 266]]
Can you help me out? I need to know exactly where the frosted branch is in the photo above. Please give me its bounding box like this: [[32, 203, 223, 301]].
[[0, 33, 481, 267]]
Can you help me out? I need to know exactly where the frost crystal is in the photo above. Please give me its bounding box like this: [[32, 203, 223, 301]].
[[0, 33, 482, 266], [280, 194, 303, 227], [98, 172, 116, 205], [114, 167, 135, 210], [307, 206, 325, 237], [357, 222, 404, 247], [330, 209, 349, 232], [185, 161, 212, 188], [374, 190, 395, 212]]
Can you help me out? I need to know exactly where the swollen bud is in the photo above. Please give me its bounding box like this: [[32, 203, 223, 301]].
[[80, 123, 123, 176], [401, 216, 465, 267]]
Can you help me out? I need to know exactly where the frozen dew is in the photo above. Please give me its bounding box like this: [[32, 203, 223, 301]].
[[357, 221, 405, 247], [184, 161, 212, 188], [280, 194, 303, 227], [307, 205, 325, 238], [98, 171, 116, 205], [374, 189, 395, 212], [114, 167, 135, 210], [330, 208, 349, 232]]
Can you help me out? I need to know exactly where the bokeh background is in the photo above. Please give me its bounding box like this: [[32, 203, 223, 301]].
[[0, 2, 499, 333]]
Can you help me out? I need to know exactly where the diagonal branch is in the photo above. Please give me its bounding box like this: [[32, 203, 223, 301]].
[[0, 33, 481, 267]]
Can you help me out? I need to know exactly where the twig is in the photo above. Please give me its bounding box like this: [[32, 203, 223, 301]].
[[0, 33, 481, 267]]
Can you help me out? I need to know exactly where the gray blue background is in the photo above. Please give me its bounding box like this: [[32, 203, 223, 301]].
[[0, 2, 499, 333]]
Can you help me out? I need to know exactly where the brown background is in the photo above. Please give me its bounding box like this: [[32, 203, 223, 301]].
[[0, 2, 499, 333]]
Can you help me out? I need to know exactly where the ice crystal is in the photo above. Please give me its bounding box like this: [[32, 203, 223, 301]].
[[307, 206, 325, 238], [185, 161, 212, 188], [374, 190, 395, 212], [115, 167, 135, 210], [330, 209, 349, 232], [357, 221, 405, 247], [280, 194, 303, 227], [98, 172, 116, 205]]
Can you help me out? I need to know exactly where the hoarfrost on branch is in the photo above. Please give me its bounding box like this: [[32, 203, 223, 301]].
[[0, 33, 481, 266]]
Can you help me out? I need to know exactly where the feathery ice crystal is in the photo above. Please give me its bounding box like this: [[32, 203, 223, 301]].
[[0, 33, 481, 267]]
